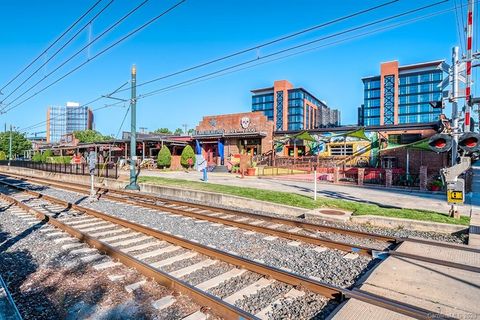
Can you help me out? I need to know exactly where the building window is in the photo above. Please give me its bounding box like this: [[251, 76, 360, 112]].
[[330, 144, 354, 156], [388, 134, 422, 144], [276, 91, 284, 130], [383, 75, 395, 125]]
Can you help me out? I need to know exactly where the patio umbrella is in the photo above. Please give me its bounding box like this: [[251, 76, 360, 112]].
[[195, 140, 202, 155], [218, 139, 224, 161]]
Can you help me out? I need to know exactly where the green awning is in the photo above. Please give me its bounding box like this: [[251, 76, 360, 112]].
[[380, 138, 433, 152], [293, 131, 316, 142], [330, 128, 370, 141]]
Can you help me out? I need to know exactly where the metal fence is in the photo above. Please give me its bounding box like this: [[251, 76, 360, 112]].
[[0, 161, 118, 179], [363, 169, 386, 186], [392, 172, 420, 188]]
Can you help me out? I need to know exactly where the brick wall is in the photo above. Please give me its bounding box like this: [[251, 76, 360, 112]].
[[195, 111, 274, 155]]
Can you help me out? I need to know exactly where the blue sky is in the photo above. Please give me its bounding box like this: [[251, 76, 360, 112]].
[[0, 0, 474, 136]]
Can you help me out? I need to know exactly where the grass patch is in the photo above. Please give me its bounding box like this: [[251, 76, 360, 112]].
[[138, 176, 470, 226]]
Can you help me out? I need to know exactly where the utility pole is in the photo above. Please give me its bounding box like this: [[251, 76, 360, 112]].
[[182, 123, 188, 136], [8, 125, 12, 166], [126, 65, 140, 190]]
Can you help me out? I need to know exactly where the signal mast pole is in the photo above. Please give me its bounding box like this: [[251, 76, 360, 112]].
[[451, 46, 460, 217]]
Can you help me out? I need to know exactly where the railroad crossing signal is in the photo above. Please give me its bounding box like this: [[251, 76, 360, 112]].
[[88, 151, 97, 175], [458, 132, 480, 152], [428, 134, 453, 153]]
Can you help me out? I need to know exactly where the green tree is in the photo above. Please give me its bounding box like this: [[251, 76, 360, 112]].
[[157, 145, 172, 169], [0, 151, 6, 161], [41, 149, 53, 163], [153, 128, 172, 135], [174, 128, 183, 135], [187, 128, 195, 136], [180, 145, 196, 168], [32, 151, 42, 162], [74, 130, 111, 143], [0, 131, 32, 159]]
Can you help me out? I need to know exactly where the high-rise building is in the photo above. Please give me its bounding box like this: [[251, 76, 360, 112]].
[[251, 80, 340, 131], [46, 102, 94, 143], [359, 60, 445, 126]]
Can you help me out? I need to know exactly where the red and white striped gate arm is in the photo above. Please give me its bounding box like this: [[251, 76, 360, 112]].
[[465, 0, 474, 131]]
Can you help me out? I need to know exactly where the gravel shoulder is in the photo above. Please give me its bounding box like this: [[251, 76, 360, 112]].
[[0, 200, 200, 320]]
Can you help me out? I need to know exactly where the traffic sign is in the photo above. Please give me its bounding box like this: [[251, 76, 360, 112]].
[[447, 190, 464, 203], [446, 179, 465, 204]]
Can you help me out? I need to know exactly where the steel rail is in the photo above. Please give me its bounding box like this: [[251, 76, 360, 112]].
[[15, 176, 378, 255], [0, 181, 457, 320], [0, 173, 397, 242], [0, 192, 255, 320], [4, 173, 479, 257], [3, 174, 480, 272]]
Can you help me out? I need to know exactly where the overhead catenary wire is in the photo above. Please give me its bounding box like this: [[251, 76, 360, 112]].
[[0, 0, 115, 103], [137, 0, 449, 100], [1, 0, 187, 115], [20, 81, 129, 134], [18, 0, 457, 133], [3, 0, 395, 109], [15, 2, 398, 133], [118, 0, 401, 92], [135, 5, 469, 100], [0, 0, 151, 110], [453, 0, 467, 53], [0, 0, 104, 93]]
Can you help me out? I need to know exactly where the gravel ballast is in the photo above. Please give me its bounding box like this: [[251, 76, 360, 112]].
[[0, 200, 201, 320], [11, 183, 376, 289]]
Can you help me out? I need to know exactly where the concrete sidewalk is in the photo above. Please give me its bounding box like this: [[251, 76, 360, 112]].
[[137, 170, 474, 216]]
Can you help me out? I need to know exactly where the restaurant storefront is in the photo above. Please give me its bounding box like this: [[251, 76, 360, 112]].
[[193, 112, 274, 165]]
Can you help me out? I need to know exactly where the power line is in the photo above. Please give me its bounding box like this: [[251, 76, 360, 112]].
[[453, 0, 466, 53], [18, 0, 453, 133], [19, 81, 128, 133], [137, 0, 449, 100], [139, 4, 466, 99], [118, 0, 400, 93], [0, 0, 150, 110], [0, 0, 115, 103], [2, 0, 187, 115], [0, 0, 104, 93], [16, 2, 395, 133]]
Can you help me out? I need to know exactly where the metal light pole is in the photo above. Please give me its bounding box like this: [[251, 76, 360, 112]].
[[126, 65, 140, 190]]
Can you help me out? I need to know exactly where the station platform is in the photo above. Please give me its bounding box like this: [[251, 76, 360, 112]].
[[329, 239, 480, 320]]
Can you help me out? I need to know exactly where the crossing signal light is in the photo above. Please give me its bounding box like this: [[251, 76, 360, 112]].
[[458, 132, 480, 153], [428, 133, 452, 153]]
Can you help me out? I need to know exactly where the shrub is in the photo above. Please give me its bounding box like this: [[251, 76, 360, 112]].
[[180, 145, 196, 168], [32, 151, 42, 162], [157, 145, 171, 168], [0, 151, 6, 161], [47, 156, 72, 164], [41, 150, 53, 163]]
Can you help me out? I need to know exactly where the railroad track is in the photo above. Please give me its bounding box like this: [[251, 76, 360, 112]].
[[0, 177, 462, 319], [1, 173, 479, 274]]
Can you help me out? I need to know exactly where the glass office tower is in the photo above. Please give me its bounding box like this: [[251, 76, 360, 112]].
[[46, 102, 93, 143], [360, 60, 445, 126], [252, 80, 340, 132]]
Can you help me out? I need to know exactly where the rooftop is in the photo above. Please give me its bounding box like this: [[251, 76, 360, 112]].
[[362, 59, 446, 80]]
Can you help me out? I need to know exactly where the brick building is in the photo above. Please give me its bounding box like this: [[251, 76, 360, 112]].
[[251, 80, 340, 131], [193, 112, 274, 164]]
